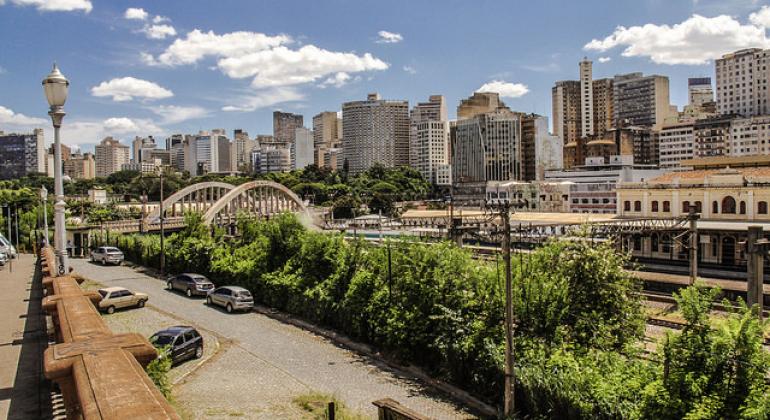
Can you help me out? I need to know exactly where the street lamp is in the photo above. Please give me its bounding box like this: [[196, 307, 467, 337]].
[[43, 63, 70, 275]]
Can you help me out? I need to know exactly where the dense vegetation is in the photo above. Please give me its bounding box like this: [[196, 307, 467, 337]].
[[96, 213, 769, 419]]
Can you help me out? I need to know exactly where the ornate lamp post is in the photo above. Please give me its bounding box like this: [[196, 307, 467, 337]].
[[42, 63, 70, 275]]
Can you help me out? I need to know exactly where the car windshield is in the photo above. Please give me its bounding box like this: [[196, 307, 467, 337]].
[[151, 334, 174, 346], [105, 248, 121, 254], [235, 291, 252, 298], [98, 290, 108, 298]]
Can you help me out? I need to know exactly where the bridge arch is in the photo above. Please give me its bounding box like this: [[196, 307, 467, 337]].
[[144, 181, 236, 224], [202, 180, 308, 225]]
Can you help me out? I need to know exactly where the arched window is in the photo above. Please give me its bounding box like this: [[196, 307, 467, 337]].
[[651, 233, 659, 252], [759, 201, 768, 215], [694, 201, 702, 213], [722, 196, 736, 214], [713, 200, 719, 214], [683, 201, 691, 213], [624, 201, 631, 211], [651, 201, 659, 212], [663, 201, 671, 212], [740, 201, 746, 215], [634, 201, 641, 211]]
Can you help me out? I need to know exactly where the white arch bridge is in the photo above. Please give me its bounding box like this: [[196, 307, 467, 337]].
[[98, 181, 309, 233]]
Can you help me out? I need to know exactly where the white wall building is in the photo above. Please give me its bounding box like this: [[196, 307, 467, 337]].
[[293, 127, 314, 170], [95, 137, 130, 177], [727, 115, 770, 156], [715, 48, 770, 117], [342, 93, 409, 174], [659, 122, 695, 169], [579, 58, 594, 137]]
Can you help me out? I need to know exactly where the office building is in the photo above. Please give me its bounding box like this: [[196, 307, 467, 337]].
[[132, 136, 158, 163], [410, 95, 449, 183], [232, 129, 256, 172], [613, 72, 673, 129], [64, 152, 96, 180], [694, 116, 732, 159], [273, 111, 304, 146], [166, 134, 184, 150], [659, 122, 695, 169], [323, 147, 343, 171], [727, 115, 770, 156], [45, 142, 71, 177], [252, 146, 291, 174], [0, 129, 45, 179], [217, 135, 232, 173], [342, 93, 409, 174], [688, 77, 714, 107], [715, 48, 770, 116], [580, 58, 594, 137], [457, 91, 508, 120], [312, 111, 342, 168], [95, 137, 130, 177], [520, 114, 562, 181], [293, 127, 314, 170]]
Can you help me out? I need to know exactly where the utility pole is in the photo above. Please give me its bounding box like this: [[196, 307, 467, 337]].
[[487, 196, 515, 417], [688, 210, 700, 285]]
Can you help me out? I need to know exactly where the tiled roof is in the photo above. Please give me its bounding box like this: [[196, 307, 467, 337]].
[[650, 167, 770, 184]]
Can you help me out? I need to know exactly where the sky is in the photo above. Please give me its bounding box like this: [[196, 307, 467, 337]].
[[2, 0, 770, 153]]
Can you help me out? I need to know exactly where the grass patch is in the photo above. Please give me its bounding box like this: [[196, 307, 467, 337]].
[[293, 392, 367, 420]]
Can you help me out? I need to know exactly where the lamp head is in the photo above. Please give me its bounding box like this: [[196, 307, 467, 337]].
[[42, 63, 69, 108]]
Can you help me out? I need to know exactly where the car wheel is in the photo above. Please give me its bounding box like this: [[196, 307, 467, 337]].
[[137, 300, 145, 308], [195, 346, 203, 359], [206, 296, 213, 306], [186, 288, 192, 297], [226, 303, 233, 313], [106, 305, 115, 314]]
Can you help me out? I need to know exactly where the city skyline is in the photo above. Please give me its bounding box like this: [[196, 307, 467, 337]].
[[2, 0, 770, 152]]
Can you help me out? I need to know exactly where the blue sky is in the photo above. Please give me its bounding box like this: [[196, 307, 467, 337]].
[[2, 0, 770, 152]]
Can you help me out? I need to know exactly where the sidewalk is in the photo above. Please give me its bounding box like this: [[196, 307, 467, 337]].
[[0, 254, 53, 419]]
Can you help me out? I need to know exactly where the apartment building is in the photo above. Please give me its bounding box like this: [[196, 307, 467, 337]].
[[0, 129, 45, 179], [715, 48, 770, 116], [659, 122, 695, 169], [342, 93, 409, 174]]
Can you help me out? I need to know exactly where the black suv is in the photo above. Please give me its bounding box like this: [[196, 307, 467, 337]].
[[149, 326, 203, 365], [167, 273, 215, 297]]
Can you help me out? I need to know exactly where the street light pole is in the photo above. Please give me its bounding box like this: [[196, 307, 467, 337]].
[[42, 63, 70, 275]]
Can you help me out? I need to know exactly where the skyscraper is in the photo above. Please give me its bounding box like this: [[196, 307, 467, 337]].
[[410, 95, 448, 183], [312, 111, 342, 167], [342, 93, 409, 174], [715, 48, 770, 117], [273, 111, 304, 146], [232, 129, 256, 172], [0, 129, 45, 179], [293, 127, 314, 170], [95, 137, 130, 177], [580, 58, 594, 137], [612, 72, 673, 129]]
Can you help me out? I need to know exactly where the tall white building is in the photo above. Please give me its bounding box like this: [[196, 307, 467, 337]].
[[452, 108, 522, 184], [342, 93, 409, 174], [95, 137, 130, 177], [659, 122, 695, 169], [715, 48, 770, 117], [410, 95, 449, 183], [293, 127, 314, 170], [579, 58, 594, 137]]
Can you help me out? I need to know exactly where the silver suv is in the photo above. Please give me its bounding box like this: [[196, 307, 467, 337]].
[[91, 246, 124, 265], [206, 286, 254, 313]]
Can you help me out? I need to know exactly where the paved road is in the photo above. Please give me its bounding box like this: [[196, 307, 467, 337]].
[[70, 259, 475, 419]]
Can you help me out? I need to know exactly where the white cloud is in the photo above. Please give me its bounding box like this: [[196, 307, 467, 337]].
[[152, 15, 169, 24], [584, 13, 770, 65], [221, 88, 304, 112], [124, 7, 147, 20], [377, 30, 403, 44], [148, 29, 292, 66], [749, 5, 770, 28], [0, 105, 47, 127], [91, 77, 174, 102], [4, 0, 91, 12], [103, 117, 162, 134], [148, 105, 209, 124], [142, 24, 176, 40], [403, 65, 417, 74], [319, 72, 351, 88], [476, 80, 529, 98], [598, 57, 612, 63], [218, 45, 388, 88]]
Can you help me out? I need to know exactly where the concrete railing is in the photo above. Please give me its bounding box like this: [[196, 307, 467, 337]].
[[39, 247, 179, 419], [372, 398, 431, 420]]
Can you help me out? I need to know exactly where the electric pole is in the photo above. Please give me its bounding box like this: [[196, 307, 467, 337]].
[[159, 170, 165, 276]]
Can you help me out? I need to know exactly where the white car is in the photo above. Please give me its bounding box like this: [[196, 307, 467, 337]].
[[91, 246, 124, 265], [0, 235, 16, 259], [0, 251, 7, 266]]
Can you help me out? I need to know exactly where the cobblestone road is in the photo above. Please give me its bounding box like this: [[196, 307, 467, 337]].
[[70, 259, 476, 419]]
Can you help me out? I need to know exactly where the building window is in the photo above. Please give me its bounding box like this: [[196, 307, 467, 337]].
[[633, 235, 642, 251], [722, 196, 737, 214], [624, 201, 631, 211], [713, 201, 719, 214], [683, 201, 690, 213], [759, 201, 768, 214], [662, 234, 671, 254], [651, 233, 659, 252], [694, 201, 702, 213], [651, 201, 659, 212], [740, 201, 747, 215], [634, 201, 641, 212], [663, 201, 671, 212]]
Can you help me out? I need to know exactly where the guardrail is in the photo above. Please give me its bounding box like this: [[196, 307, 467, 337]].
[[39, 247, 179, 419]]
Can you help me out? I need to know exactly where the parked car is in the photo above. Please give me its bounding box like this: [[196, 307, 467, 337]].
[[167, 273, 215, 297], [206, 286, 254, 313], [149, 326, 203, 365], [0, 235, 16, 259], [91, 246, 124, 265], [0, 251, 7, 266], [97, 286, 149, 314]]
